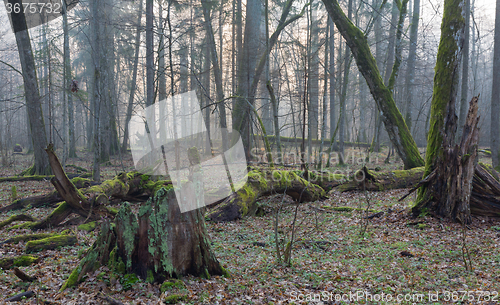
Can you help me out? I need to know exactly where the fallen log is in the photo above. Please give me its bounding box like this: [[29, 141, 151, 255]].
[[0, 176, 95, 212], [0, 173, 90, 183], [24, 144, 171, 229], [207, 169, 326, 222], [5, 291, 35, 302], [25, 234, 77, 253], [13, 267, 36, 282], [1, 230, 69, 245], [0, 255, 40, 269], [0, 214, 37, 229], [333, 166, 425, 192]]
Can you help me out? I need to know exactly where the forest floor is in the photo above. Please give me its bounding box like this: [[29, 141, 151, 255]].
[[0, 147, 499, 304]]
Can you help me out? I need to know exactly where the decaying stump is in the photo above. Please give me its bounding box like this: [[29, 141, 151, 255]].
[[410, 97, 481, 222], [62, 187, 226, 290], [207, 169, 327, 222]]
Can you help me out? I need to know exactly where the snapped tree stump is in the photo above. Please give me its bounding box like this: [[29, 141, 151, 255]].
[[62, 187, 226, 290], [409, 97, 500, 221]]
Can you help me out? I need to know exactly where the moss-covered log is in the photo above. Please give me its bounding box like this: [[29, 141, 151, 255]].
[[25, 234, 77, 253], [36, 144, 170, 229], [207, 169, 327, 222], [321, 0, 424, 169], [0, 230, 68, 245], [0, 255, 39, 269], [0, 214, 37, 229], [62, 187, 226, 290], [334, 166, 424, 192]]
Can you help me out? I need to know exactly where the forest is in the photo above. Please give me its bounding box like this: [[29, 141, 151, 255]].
[[0, 0, 500, 302]]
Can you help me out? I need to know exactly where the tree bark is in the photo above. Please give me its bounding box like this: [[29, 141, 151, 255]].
[[9, 0, 50, 175], [491, 0, 500, 168], [62, 188, 226, 290], [334, 166, 424, 192], [321, 0, 424, 169], [457, 0, 470, 141], [414, 0, 467, 221], [404, 0, 420, 131]]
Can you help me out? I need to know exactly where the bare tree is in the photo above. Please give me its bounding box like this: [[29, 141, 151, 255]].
[[8, 0, 50, 175]]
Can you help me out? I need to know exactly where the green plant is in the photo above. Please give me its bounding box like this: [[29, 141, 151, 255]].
[[120, 273, 140, 291]]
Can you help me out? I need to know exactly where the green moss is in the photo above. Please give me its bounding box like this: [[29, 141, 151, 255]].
[[25, 234, 77, 253], [115, 203, 138, 269], [6, 222, 35, 231], [164, 294, 187, 304], [3, 230, 68, 244], [417, 223, 428, 230], [12, 255, 39, 267], [116, 257, 126, 274], [120, 273, 140, 291], [69, 177, 90, 186], [160, 279, 186, 293], [220, 266, 230, 278], [247, 171, 268, 189], [77, 221, 96, 232], [146, 270, 155, 283], [202, 268, 210, 279], [11, 185, 17, 200], [106, 206, 119, 215], [60, 265, 81, 291]]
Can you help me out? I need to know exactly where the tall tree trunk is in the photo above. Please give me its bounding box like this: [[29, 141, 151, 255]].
[[491, 0, 500, 168], [232, 0, 261, 155], [9, 0, 50, 175], [413, 0, 468, 221], [91, 0, 101, 182], [329, 17, 336, 142], [337, 0, 353, 166], [321, 0, 424, 169], [457, 0, 470, 141], [63, 0, 77, 158], [146, 0, 153, 107], [122, 0, 143, 152], [201, 0, 228, 149], [309, 1, 319, 141], [404, 0, 420, 132]]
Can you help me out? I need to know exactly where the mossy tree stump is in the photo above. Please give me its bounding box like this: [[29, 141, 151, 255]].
[[63, 186, 226, 290]]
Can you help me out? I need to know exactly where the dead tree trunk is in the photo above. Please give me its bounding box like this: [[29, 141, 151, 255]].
[[207, 169, 326, 222], [334, 166, 424, 192], [412, 97, 479, 223], [62, 187, 227, 290]]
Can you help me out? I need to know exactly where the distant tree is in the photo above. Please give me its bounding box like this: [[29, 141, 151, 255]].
[[403, 0, 420, 132], [8, 0, 50, 175], [491, 0, 500, 168]]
